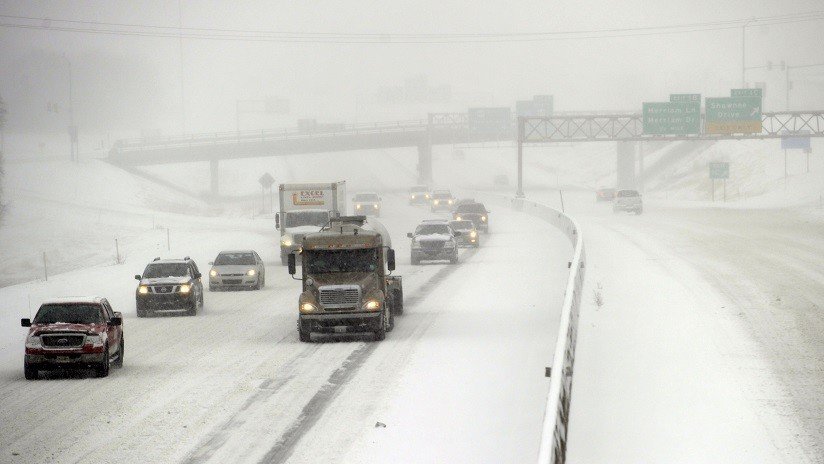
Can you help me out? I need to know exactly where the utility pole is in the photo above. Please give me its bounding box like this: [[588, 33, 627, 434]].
[[61, 54, 77, 162], [741, 18, 755, 88], [178, 0, 186, 133]]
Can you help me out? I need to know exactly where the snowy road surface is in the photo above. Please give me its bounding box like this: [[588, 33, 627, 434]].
[[540, 191, 824, 463], [0, 194, 570, 464]]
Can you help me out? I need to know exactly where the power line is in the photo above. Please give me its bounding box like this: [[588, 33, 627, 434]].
[[1, 11, 823, 43]]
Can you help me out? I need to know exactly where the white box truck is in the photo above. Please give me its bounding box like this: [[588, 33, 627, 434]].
[[276, 182, 347, 265]]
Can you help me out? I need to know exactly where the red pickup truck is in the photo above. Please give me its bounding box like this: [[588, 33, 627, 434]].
[[21, 296, 124, 379]]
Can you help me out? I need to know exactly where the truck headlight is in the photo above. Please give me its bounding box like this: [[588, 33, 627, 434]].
[[247, 269, 256, 276], [281, 235, 293, 247], [470, 231, 477, 238], [179, 284, 191, 294], [356, 204, 362, 209], [300, 302, 317, 313], [209, 269, 218, 277], [363, 299, 381, 311], [25, 335, 42, 349], [455, 216, 462, 220], [85, 334, 105, 348], [138, 285, 149, 294]]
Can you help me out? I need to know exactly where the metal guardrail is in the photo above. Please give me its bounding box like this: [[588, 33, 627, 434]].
[[478, 192, 585, 464], [512, 197, 585, 464]]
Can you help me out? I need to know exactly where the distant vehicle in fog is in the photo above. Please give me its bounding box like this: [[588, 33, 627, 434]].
[[353, 192, 382, 217], [596, 187, 616, 202], [613, 189, 643, 215], [453, 202, 490, 233], [209, 250, 266, 291], [430, 189, 455, 212], [449, 220, 480, 248], [21, 296, 124, 379], [493, 174, 510, 188], [408, 185, 431, 205], [276, 182, 347, 265]]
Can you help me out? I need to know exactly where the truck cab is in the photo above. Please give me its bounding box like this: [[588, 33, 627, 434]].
[[288, 216, 403, 342]]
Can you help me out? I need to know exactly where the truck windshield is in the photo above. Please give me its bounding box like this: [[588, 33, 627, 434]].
[[143, 263, 189, 278], [34, 304, 103, 324], [304, 248, 379, 274], [432, 192, 451, 199], [214, 253, 255, 265], [285, 211, 329, 228], [354, 194, 379, 202], [415, 224, 450, 235]]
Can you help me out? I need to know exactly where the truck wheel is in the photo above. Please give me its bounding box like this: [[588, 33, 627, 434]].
[[113, 338, 124, 368], [374, 309, 387, 341], [96, 346, 110, 378], [24, 364, 38, 380], [387, 308, 395, 332], [392, 290, 404, 315]]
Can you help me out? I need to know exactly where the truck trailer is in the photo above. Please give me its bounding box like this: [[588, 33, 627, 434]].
[[276, 181, 346, 265]]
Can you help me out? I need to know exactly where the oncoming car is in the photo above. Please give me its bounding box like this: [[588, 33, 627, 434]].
[[453, 202, 490, 233], [135, 257, 204, 317], [408, 221, 461, 264], [409, 185, 430, 205], [449, 220, 480, 247], [613, 189, 643, 214], [21, 296, 124, 379], [353, 192, 382, 217], [429, 190, 454, 212], [209, 250, 265, 291]]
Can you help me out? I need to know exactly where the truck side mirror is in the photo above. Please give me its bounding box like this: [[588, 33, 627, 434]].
[[275, 213, 280, 230], [21, 318, 31, 327], [387, 249, 396, 271], [109, 317, 122, 326], [134, 274, 141, 280], [406, 233, 413, 238], [287, 253, 296, 275]]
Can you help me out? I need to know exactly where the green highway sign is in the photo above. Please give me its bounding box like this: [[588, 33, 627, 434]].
[[670, 94, 701, 103], [705, 96, 762, 134], [731, 88, 763, 98], [709, 162, 729, 179], [642, 101, 700, 135]]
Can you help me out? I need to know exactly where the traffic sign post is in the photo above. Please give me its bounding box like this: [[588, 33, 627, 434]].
[[642, 101, 700, 135], [709, 162, 730, 202]]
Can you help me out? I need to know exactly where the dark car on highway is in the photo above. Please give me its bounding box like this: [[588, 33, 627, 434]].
[[135, 257, 204, 317], [452, 202, 490, 233]]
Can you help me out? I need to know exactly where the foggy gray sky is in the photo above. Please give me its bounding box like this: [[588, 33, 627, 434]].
[[1, 0, 823, 138]]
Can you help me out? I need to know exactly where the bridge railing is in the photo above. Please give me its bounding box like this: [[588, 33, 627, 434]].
[[112, 118, 438, 152]]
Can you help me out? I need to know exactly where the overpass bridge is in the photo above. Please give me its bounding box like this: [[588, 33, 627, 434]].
[[109, 110, 824, 198], [108, 113, 511, 195]]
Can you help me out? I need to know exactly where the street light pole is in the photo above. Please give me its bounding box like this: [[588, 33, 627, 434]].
[[740, 19, 755, 88], [62, 54, 77, 162]]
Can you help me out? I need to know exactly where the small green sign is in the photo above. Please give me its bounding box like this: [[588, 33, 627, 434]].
[[642, 101, 700, 135], [705, 96, 762, 134], [709, 162, 729, 179], [670, 94, 701, 103], [731, 88, 762, 98]]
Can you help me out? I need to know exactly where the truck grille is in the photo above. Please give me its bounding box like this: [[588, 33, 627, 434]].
[[319, 285, 361, 309], [41, 334, 86, 348]]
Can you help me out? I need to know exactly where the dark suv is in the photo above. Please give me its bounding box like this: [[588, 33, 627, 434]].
[[21, 297, 124, 379], [135, 257, 204, 317], [453, 202, 490, 233]]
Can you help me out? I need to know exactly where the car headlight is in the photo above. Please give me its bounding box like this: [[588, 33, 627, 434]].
[[247, 269, 256, 276], [209, 269, 218, 277], [470, 231, 477, 238], [425, 194, 430, 199], [411, 239, 421, 249], [25, 335, 42, 349], [179, 284, 191, 294], [373, 203, 379, 208], [85, 334, 105, 348], [356, 204, 362, 209], [481, 216, 487, 221], [300, 302, 317, 313], [363, 299, 381, 311], [138, 285, 149, 294], [434, 200, 439, 205], [411, 195, 416, 199], [455, 216, 462, 221], [281, 235, 293, 247], [448, 200, 453, 205]]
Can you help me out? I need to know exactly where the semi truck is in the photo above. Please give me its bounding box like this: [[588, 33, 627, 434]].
[[287, 216, 403, 342], [276, 182, 346, 265]]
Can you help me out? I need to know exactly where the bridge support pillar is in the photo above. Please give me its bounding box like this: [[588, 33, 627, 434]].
[[417, 143, 433, 185], [616, 141, 637, 190], [210, 159, 219, 197]]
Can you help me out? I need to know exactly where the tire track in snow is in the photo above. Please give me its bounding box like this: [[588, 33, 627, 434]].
[[257, 249, 479, 464]]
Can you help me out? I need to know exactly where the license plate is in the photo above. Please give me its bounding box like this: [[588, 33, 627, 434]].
[[56, 356, 72, 363], [334, 326, 347, 334]]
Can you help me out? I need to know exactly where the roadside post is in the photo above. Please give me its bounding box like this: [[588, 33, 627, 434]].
[[709, 162, 730, 202]]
